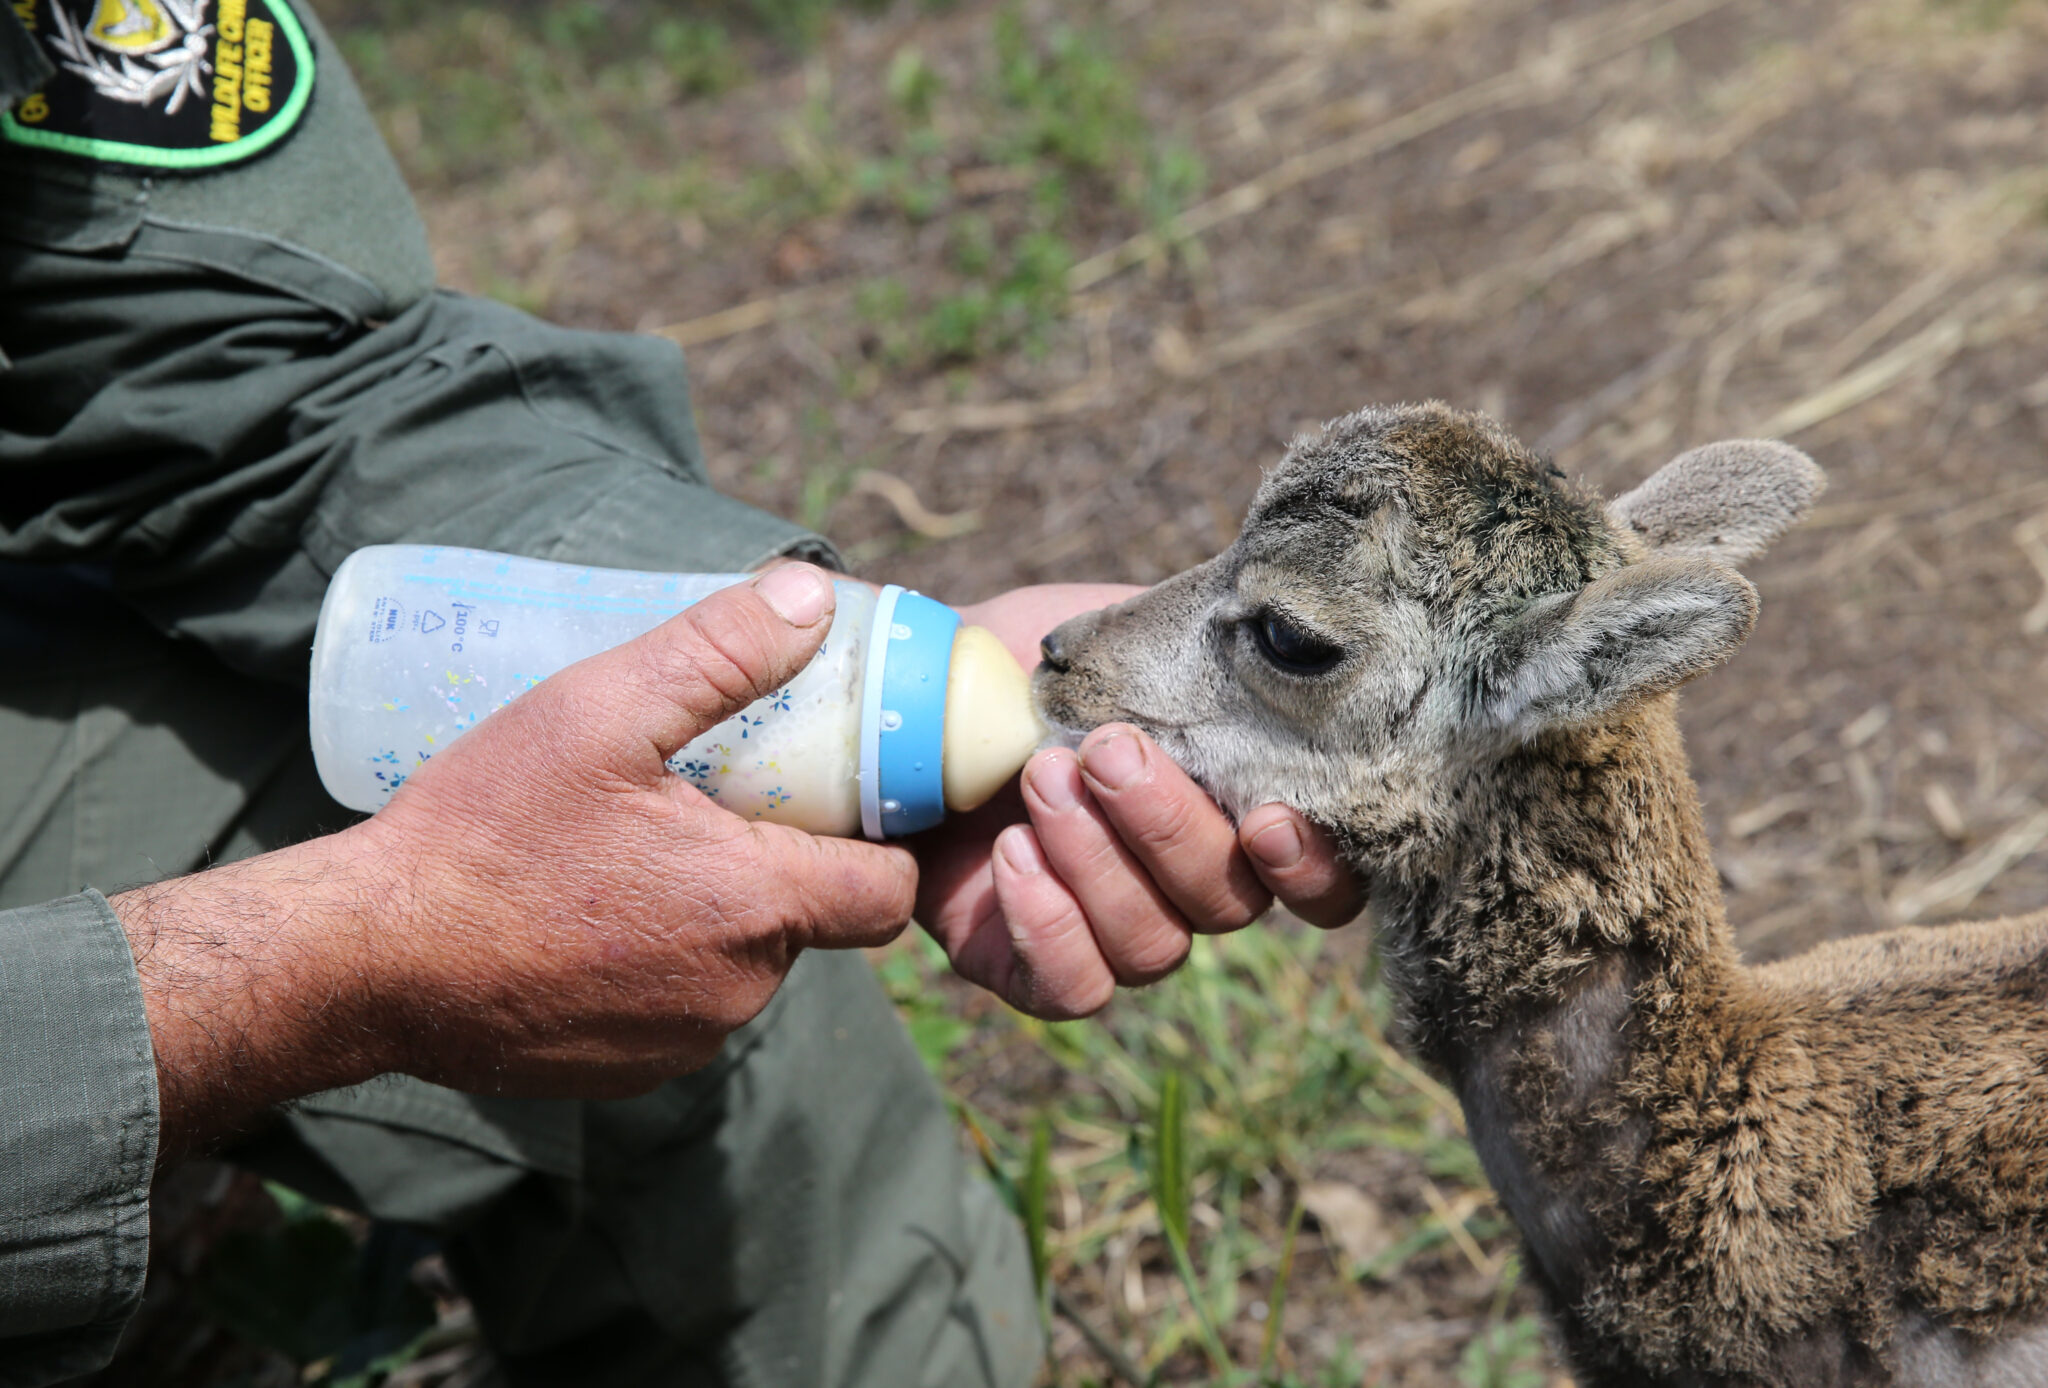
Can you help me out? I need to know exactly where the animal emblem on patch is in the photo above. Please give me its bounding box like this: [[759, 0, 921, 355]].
[[2, 0, 314, 170], [87, 0, 182, 56], [88, 0, 182, 54], [54, 0, 214, 114]]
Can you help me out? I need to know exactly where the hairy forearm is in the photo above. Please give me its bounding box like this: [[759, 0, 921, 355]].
[[109, 828, 396, 1165]]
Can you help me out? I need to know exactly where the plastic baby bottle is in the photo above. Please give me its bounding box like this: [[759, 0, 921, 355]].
[[309, 546, 1047, 839]]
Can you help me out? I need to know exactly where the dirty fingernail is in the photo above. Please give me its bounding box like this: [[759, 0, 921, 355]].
[[999, 825, 1046, 876], [1248, 818, 1304, 871], [1030, 753, 1084, 812], [754, 564, 830, 627], [1083, 730, 1146, 791]]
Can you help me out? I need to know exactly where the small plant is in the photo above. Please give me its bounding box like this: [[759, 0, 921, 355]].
[[996, 229, 1071, 332], [853, 276, 916, 367], [910, 229, 1072, 363], [331, 0, 923, 191], [1455, 1313, 1550, 1388], [854, 146, 952, 222], [1256, 1198, 1307, 1380], [1025, 1111, 1055, 1346], [950, 213, 998, 276], [537, 0, 607, 63], [990, 9, 1143, 177], [886, 45, 944, 125], [921, 287, 995, 362], [652, 18, 743, 97], [1930, 0, 2021, 30], [873, 931, 974, 1075], [1143, 141, 1209, 229], [741, 0, 886, 49], [774, 73, 861, 221]]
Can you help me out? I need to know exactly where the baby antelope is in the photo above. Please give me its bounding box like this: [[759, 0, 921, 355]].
[[1035, 402, 2048, 1387]]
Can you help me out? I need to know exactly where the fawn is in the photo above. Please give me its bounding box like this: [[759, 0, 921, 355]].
[[1034, 402, 2048, 1387]]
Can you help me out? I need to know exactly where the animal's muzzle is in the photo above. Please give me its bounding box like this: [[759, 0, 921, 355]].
[[1038, 630, 1071, 672]]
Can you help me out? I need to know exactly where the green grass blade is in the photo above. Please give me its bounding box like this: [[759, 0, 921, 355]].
[[1257, 1198, 1306, 1376], [1151, 1070, 1189, 1250], [1025, 1113, 1053, 1298], [1150, 1069, 1234, 1379], [1164, 1226, 1235, 1382]]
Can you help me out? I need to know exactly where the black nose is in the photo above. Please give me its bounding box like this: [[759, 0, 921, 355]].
[[1038, 630, 1070, 671]]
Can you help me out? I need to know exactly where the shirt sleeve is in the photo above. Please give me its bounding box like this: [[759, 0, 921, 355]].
[[0, 238, 838, 685], [0, 892, 158, 1388]]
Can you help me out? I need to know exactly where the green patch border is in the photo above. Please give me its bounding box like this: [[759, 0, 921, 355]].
[[0, 0, 315, 169]]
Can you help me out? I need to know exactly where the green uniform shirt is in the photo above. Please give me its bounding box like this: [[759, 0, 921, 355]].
[[0, 2, 838, 1379]]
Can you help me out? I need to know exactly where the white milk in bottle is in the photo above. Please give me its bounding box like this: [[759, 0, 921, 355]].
[[309, 546, 1046, 838]]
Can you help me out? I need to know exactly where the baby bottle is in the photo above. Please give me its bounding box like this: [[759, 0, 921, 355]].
[[308, 545, 1047, 839]]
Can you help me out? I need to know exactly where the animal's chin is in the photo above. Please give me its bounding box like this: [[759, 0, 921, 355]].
[[1155, 737, 1305, 826], [1035, 722, 1086, 752], [1030, 678, 1168, 745], [1030, 701, 1213, 785]]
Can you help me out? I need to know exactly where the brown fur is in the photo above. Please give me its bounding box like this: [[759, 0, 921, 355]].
[[1035, 403, 2048, 1387]]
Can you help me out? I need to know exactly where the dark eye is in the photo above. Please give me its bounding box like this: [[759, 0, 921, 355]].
[[1251, 611, 1342, 674]]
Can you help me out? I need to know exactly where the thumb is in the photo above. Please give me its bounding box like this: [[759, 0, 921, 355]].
[[570, 564, 838, 759]]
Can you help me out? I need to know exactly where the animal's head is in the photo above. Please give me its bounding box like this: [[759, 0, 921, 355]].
[[1035, 401, 1822, 858]]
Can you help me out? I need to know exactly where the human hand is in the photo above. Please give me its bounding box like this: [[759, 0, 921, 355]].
[[359, 563, 918, 1093], [912, 584, 1363, 1021], [116, 565, 918, 1157]]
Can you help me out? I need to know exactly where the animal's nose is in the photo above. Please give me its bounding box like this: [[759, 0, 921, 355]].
[[1039, 630, 1070, 671]]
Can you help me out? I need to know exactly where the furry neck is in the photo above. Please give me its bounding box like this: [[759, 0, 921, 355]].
[[1361, 692, 1741, 1077], [1357, 694, 1745, 1319]]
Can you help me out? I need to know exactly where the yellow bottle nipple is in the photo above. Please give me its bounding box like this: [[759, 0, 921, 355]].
[[942, 624, 1049, 812]]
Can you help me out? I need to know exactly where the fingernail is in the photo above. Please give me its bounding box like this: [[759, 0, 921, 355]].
[[1082, 729, 1146, 792], [998, 826, 1046, 876], [754, 564, 830, 627], [1030, 753, 1084, 812], [1248, 818, 1304, 871]]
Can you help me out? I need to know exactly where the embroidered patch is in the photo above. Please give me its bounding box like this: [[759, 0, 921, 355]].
[[1, 0, 313, 170]]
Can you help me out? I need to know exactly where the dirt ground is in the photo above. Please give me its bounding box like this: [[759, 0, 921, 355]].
[[90, 0, 2048, 1381]]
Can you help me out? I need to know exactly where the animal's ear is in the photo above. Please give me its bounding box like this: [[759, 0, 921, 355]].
[[1480, 555, 1759, 732], [1607, 439, 1824, 563]]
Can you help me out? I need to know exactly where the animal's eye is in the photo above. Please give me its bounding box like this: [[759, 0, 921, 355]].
[[1251, 611, 1342, 674]]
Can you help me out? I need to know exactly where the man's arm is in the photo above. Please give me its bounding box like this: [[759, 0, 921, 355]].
[[108, 835, 398, 1163]]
